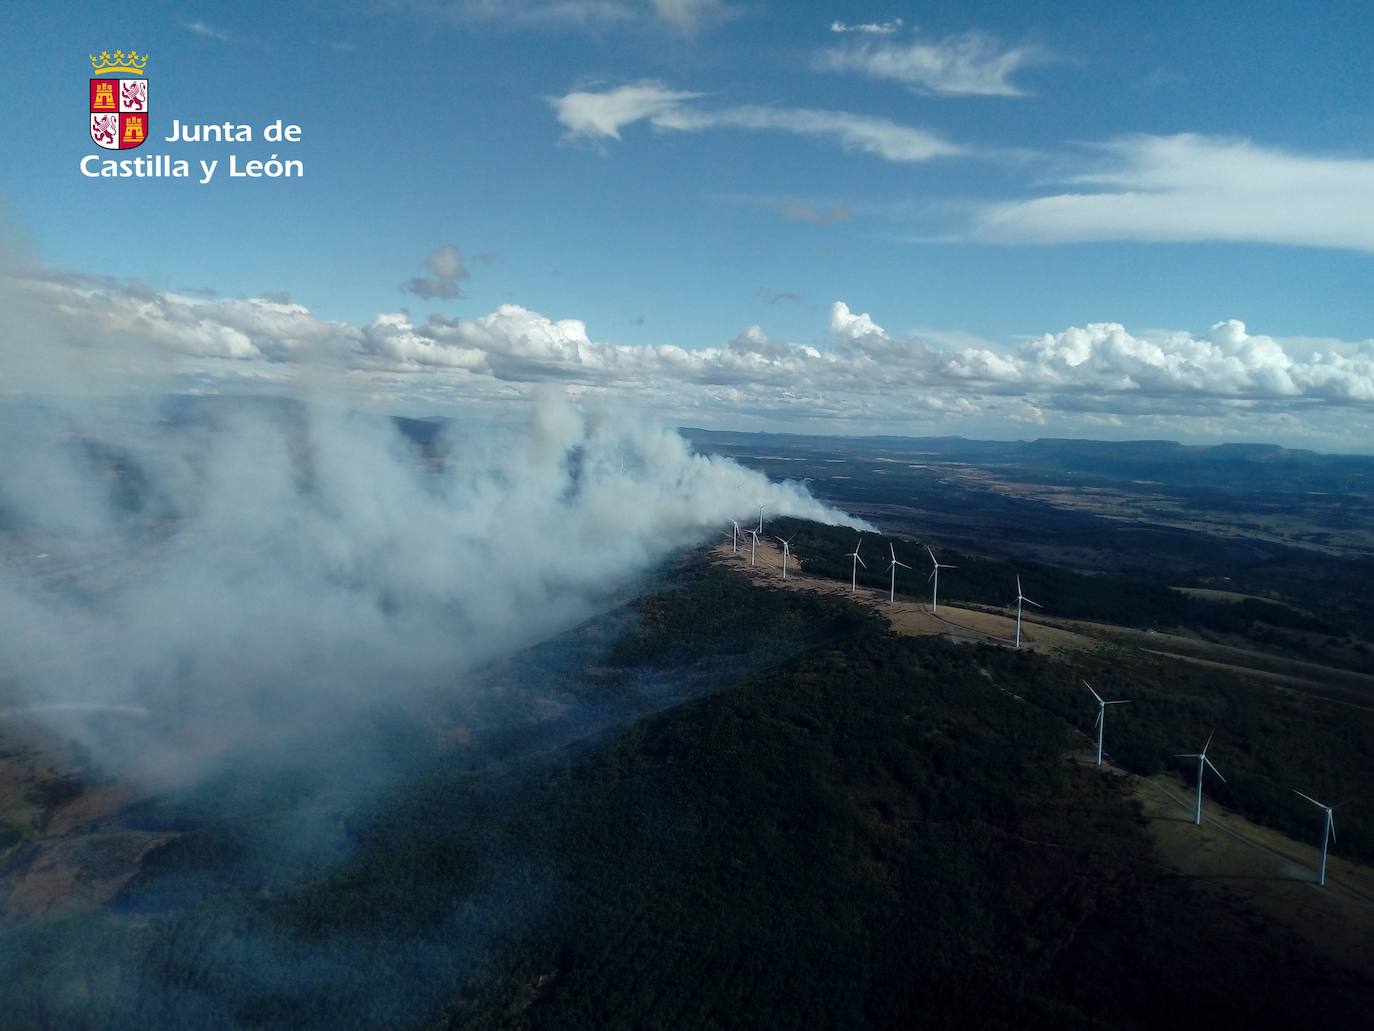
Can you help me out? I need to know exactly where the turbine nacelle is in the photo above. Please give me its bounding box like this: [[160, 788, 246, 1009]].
[[887, 541, 910, 571], [1294, 789, 1337, 842], [1013, 574, 1042, 609], [1083, 679, 1129, 765]]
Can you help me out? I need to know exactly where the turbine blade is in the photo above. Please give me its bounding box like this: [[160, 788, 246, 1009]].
[[1203, 755, 1226, 783], [1083, 680, 1103, 704], [896, 561, 910, 569], [1329, 815, 1337, 842], [1025, 598, 1043, 608], [1105, 699, 1131, 705], [857, 555, 866, 568], [928, 569, 936, 582], [1094, 710, 1102, 728], [1174, 753, 1200, 758], [1293, 789, 1329, 809], [925, 545, 936, 564], [890, 542, 897, 561], [1203, 730, 1214, 754]]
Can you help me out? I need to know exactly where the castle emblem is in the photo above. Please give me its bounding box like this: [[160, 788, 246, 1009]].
[[89, 50, 149, 150]]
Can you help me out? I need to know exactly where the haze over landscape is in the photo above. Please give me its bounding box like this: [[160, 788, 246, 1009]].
[[3, 2, 1374, 1028]]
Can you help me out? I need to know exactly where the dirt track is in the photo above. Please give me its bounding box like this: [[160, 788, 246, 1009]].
[[711, 541, 1092, 654]]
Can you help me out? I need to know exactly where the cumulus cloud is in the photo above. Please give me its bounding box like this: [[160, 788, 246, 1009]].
[[400, 244, 471, 300], [817, 27, 1046, 96], [7, 262, 1374, 445], [965, 134, 1374, 252], [550, 82, 966, 162]]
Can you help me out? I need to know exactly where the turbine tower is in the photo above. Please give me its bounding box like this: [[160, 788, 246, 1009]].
[[731, 519, 741, 553], [745, 528, 759, 567], [1012, 575, 1042, 649], [846, 536, 866, 593], [1083, 680, 1129, 766], [885, 543, 910, 604], [775, 534, 796, 580], [755, 502, 766, 534], [925, 546, 956, 612], [1294, 790, 1336, 886], [1175, 732, 1226, 825]]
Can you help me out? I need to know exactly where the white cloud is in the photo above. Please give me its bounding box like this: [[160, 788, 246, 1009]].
[[830, 18, 903, 35], [8, 264, 1374, 445], [654, 104, 965, 162], [550, 82, 703, 140], [182, 19, 235, 41], [828, 299, 886, 343], [549, 83, 964, 162], [384, 0, 733, 31], [966, 134, 1374, 252], [817, 28, 1046, 96]]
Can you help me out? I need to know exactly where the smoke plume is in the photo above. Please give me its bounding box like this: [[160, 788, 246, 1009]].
[[0, 382, 862, 785]]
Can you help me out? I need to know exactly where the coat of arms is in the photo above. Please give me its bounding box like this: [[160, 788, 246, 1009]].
[[90, 50, 149, 150]]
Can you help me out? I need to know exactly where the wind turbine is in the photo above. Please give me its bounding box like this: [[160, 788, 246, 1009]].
[[730, 519, 741, 553], [1175, 732, 1226, 825], [1293, 790, 1336, 886], [925, 546, 956, 612], [1083, 680, 1129, 766], [1012, 575, 1042, 649], [755, 502, 766, 534], [775, 535, 796, 580], [846, 536, 866, 593], [885, 543, 910, 604], [745, 528, 759, 567]]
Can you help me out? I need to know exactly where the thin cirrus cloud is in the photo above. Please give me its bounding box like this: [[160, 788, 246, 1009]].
[[182, 19, 235, 42], [650, 0, 736, 32], [830, 18, 903, 35], [9, 263, 1374, 449], [963, 134, 1374, 253], [549, 82, 966, 162], [779, 198, 851, 224], [382, 0, 734, 31], [816, 27, 1048, 97]]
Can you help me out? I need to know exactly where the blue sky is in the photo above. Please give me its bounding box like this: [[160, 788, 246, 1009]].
[[3, 1, 1373, 448]]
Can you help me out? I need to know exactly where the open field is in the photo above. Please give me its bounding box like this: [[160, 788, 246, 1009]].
[[711, 541, 1093, 653], [1131, 770, 1374, 978]]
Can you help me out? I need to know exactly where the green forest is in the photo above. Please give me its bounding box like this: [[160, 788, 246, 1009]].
[[2, 557, 1370, 1028]]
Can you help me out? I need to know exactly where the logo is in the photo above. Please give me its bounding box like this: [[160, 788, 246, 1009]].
[[89, 50, 148, 150]]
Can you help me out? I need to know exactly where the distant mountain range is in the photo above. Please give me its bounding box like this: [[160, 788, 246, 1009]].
[[680, 427, 1374, 493]]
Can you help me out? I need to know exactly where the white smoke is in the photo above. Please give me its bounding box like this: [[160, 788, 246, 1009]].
[[0, 382, 864, 785]]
